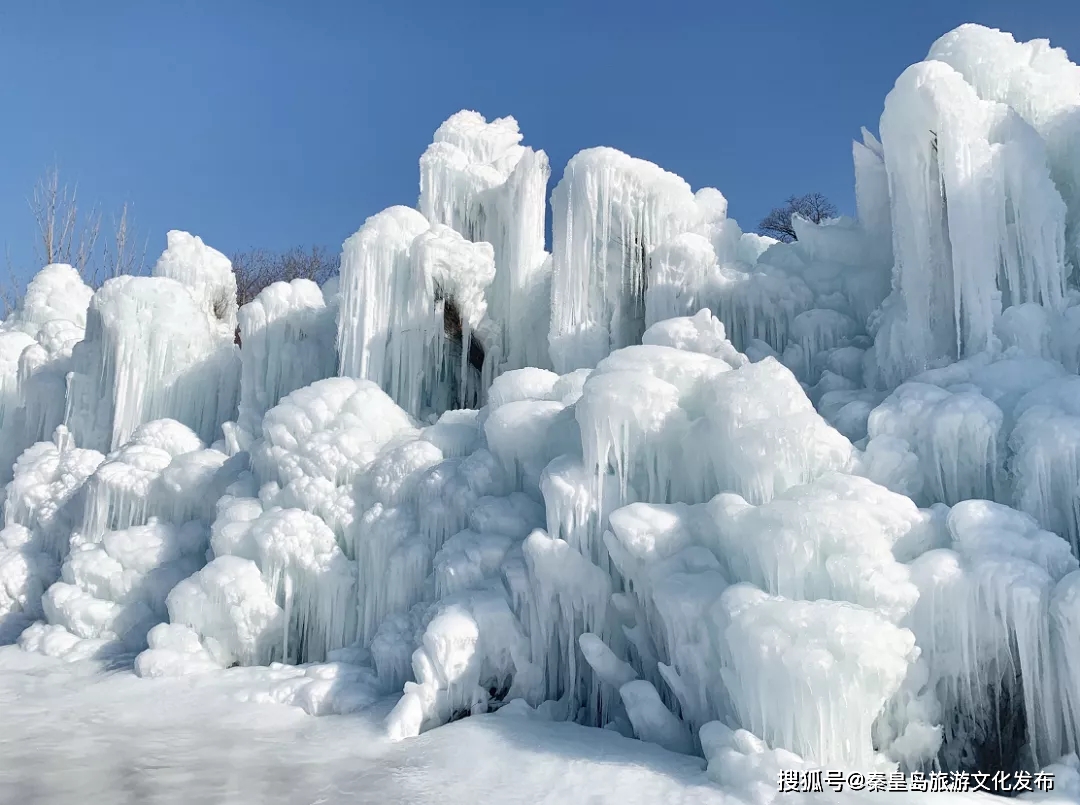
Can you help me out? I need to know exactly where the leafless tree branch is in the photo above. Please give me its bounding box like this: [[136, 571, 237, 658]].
[[231, 245, 339, 309], [758, 192, 839, 243], [2, 167, 146, 314]]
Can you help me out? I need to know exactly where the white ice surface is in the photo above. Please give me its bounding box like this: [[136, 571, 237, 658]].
[[0, 648, 1017, 805]]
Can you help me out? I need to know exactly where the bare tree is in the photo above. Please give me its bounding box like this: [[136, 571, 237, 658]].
[[99, 203, 147, 286], [3, 167, 146, 316], [31, 166, 102, 276], [758, 192, 838, 243], [231, 245, 339, 309]]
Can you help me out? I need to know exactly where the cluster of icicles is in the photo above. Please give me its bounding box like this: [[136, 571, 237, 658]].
[[3, 22, 1080, 791]]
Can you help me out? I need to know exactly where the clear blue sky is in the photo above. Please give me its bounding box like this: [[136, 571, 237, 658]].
[[1, 0, 1078, 279]]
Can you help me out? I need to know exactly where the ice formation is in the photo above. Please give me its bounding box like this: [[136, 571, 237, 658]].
[[419, 111, 552, 373], [6, 21, 1080, 793]]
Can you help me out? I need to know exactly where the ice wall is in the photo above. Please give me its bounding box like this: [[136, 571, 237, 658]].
[[549, 148, 705, 373], [420, 111, 552, 372], [64, 234, 240, 453], [871, 56, 1069, 386], [0, 265, 92, 486], [337, 208, 497, 416], [927, 25, 1080, 276], [225, 278, 337, 453]]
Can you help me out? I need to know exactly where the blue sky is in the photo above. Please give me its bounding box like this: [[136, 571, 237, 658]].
[[1, 0, 1078, 280]]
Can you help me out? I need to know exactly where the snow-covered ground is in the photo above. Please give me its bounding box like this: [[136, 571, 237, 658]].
[[0, 646, 1020, 805], [0, 646, 733, 805]]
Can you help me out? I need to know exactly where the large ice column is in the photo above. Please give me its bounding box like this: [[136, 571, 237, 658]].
[[0, 331, 36, 485], [337, 207, 497, 416], [872, 59, 1069, 386], [152, 230, 239, 342], [338, 206, 431, 390], [852, 127, 893, 265], [64, 274, 240, 453], [927, 24, 1080, 274], [420, 111, 552, 372], [227, 279, 338, 453], [413, 224, 497, 411], [907, 500, 1078, 770], [548, 148, 704, 373], [0, 264, 93, 485]]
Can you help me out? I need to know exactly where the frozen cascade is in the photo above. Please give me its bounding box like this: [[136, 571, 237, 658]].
[[7, 24, 1080, 792], [419, 110, 552, 372], [927, 24, 1080, 274], [716, 584, 919, 769], [0, 265, 92, 486], [337, 206, 432, 401], [861, 356, 1080, 559], [907, 500, 1078, 770], [1010, 375, 1080, 556], [337, 208, 497, 416], [872, 57, 1069, 386], [64, 271, 240, 453], [548, 147, 709, 373], [225, 278, 338, 453], [15, 420, 247, 659]]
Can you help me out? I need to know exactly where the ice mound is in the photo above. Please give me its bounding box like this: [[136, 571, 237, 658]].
[[159, 555, 284, 668], [641, 309, 749, 368], [0, 428, 103, 642], [16, 420, 245, 658], [861, 355, 1080, 561], [169, 378, 417, 669], [591, 472, 932, 766]]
